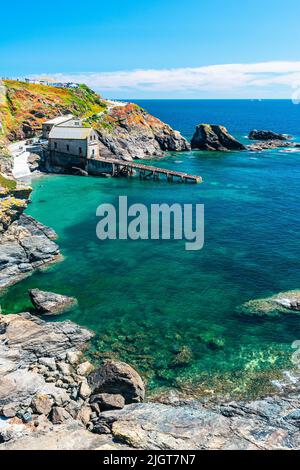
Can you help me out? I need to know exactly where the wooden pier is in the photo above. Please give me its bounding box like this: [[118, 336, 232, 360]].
[[89, 157, 202, 184]]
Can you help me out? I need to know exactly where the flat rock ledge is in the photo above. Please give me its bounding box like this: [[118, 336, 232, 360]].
[[0, 214, 61, 290]]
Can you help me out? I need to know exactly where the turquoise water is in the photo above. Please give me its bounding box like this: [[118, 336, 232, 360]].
[[2, 100, 300, 398]]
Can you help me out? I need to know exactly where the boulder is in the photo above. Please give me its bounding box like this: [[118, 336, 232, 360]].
[[31, 393, 53, 415], [90, 393, 125, 411], [249, 130, 289, 141], [191, 124, 246, 151], [79, 380, 92, 400], [49, 406, 72, 425], [29, 288, 77, 315], [88, 360, 145, 404], [76, 361, 94, 376]]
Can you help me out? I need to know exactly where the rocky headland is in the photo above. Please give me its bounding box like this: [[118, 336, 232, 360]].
[[0, 80, 189, 163]]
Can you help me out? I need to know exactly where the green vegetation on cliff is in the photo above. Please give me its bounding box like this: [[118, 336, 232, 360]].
[[0, 80, 107, 141]]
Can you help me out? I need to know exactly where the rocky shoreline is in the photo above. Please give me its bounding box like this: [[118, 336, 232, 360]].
[[1, 311, 300, 450]]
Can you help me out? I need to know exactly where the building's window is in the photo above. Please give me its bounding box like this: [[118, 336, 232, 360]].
[[67, 144, 70, 152], [79, 147, 82, 155], [54, 142, 57, 149], [92, 149, 95, 156]]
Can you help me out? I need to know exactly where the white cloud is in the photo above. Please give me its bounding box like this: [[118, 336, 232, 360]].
[[35, 62, 300, 97]]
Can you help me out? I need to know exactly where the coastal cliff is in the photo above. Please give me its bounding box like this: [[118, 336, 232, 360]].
[[0, 145, 60, 290], [0, 80, 189, 160], [93, 103, 190, 160]]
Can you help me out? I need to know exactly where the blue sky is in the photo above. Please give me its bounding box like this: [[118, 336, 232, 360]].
[[1, 0, 300, 98]]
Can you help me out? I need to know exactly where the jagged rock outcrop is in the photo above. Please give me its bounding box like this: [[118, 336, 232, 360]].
[[0, 214, 60, 289], [249, 130, 289, 141], [191, 124, 246, 151], [95, 103, 190, 161], [29, 289, 77, 316]]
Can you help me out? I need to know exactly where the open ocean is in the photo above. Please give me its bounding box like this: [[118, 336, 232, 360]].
[[2, 100, 300, 399]]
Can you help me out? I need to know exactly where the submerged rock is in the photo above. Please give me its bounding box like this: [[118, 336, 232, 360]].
[[29, 288, 77, 316], [88, 360, 145, 404], [191, 124, 246, 151], [238, 290, 300, 318], [249, 130, 289, 141], [170, 346, 193, 368]]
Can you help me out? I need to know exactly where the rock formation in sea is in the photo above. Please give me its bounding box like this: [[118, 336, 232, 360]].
[[237, 290, 300, 317], [29, 289, 77, 316], [191, 124, 246, 151], [249, 130, 290, 141], [247, 140, 297, 151]]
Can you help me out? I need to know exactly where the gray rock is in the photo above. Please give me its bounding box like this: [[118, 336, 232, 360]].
[[79, 380, 91, 400], [29, 289, 77, 316], [39, 357, 57, 371], [57, 361, 73, 375], [88, 360, 145, 404], [90, 393, 125, 411], [0, 422, 130, 450], [0, 312, 93, 365], [76, 360, 94, 376], [249, 129, 289, 141], [1, 402, 20, 418], [247, 140, 296, 151], [66, 351, 83, 365], [191, 124, 246, 151], [49, 406, 72, 425], [0, 215, 60, 290], [31, 393, 53, 415], [99, 398, 300, 450]]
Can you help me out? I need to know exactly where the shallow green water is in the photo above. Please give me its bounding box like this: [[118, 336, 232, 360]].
[[2, 147, 300, 398], [2, 100, 300, 398]]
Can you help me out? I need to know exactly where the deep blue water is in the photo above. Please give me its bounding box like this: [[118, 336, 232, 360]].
[[2, 100, 300, 398]]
